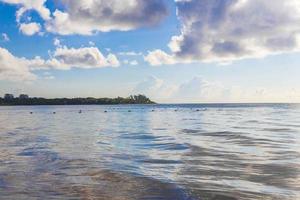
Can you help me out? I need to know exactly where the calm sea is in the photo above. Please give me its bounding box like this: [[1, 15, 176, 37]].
[[0, 104, 299, 200]]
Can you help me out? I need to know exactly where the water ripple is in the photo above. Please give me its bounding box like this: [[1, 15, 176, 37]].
[[0, 104, 300, 199]]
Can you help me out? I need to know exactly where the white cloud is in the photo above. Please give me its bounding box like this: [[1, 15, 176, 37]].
[[123, 59, 139, 66], [53, 38, 61, 47], [88, 41, 95, 46], [129, 60, 138, 66], [144, 49, 177, 66], [118, 51, 143, 56], [36, 46, 120, 70], [118, 51, 141, 66], [146, 0, 300, 65], [45, 0, 168, 35], [0, 46, 120, 81], [0, 0, 50, 21], [19, 22, 41, 36], [0, 0, 49, 36], [177, 80, 300, 103], [133, 76, 177, 101], [134, 76, 300, 103], [0, 47, 37, 81], [1, 33, 10, 42], [135, 76, 230, 103], [172, 77, 230, 102], [1, 0, 167, 36]]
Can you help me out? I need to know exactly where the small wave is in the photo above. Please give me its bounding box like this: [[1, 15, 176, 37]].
[[121, 133, 161, 141], [134, 142, 190, 152], [182, 129, 202, 134], [262, 128, 294, 132], [142, 158, 183, 164]]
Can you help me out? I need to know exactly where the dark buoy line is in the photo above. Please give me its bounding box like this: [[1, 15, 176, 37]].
[[27, 107, 208, 115], [27, 107, 209, 115], [28, 108, 207, 115]]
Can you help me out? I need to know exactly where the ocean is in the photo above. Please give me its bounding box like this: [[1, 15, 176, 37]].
[[0, 104, 299, 200]]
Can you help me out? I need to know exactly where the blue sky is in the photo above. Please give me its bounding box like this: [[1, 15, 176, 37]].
[[0, 0, 300, 103]]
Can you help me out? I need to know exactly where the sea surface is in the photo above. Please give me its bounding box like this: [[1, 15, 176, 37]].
[[0, 104, 300, 200]]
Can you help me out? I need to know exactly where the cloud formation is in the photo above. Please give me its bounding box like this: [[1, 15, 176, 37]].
[[45, 0, 168, 35], [0, 47, 37, 81], [1, 33, 10, 42], [146, 0, 300, 65], [134, 76, 177, 100], [0, 0, 49, 36], [118, 51, 143, 56], [0, 0, 50, 21], [134, 76, 300, 103], [0, 46, 120, 81], [134, 76, 231, 102], [1, 0, 168, 36], [19, 22, 41, 36], [123, 59, 139, 66], [144, 49, 177, 66], [46, 46, 120, 70]]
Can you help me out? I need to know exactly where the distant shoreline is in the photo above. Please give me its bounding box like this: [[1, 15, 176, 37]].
[[0, 102, 298, 107], [0, 95, 156, 106], [0, 103, 156, 106]]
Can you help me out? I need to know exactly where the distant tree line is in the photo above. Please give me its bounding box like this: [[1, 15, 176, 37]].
[[0, 94, 155, 106]]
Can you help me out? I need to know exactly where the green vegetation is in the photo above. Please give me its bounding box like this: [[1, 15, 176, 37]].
[[0, 94, 155, 106]]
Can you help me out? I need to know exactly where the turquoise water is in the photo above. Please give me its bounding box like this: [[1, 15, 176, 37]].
[[0, 104, 300, 199]]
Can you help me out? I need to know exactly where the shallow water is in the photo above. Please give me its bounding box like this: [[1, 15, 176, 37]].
[[0, 104, 300, 200]]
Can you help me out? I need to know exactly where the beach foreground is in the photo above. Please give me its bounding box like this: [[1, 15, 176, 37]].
[[0, 104, 299, 200]]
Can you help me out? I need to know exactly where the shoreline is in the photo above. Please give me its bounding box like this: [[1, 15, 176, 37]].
[[0, 102, 298, 107], [0, 95, 156, 106]]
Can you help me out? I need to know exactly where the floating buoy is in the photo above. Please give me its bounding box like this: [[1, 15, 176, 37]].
[[104, 110, 107, 113], [30, 112, 33, 114], [128, 110, 132, 112], [79, 110, 82, 113], [53, 112, 56, 114]]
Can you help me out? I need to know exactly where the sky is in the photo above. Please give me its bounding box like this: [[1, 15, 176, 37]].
[[0, 0, 300, 103]]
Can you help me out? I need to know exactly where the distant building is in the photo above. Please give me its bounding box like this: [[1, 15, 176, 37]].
[[4, 94, 14, 100], [19, 94, 29, 99]]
